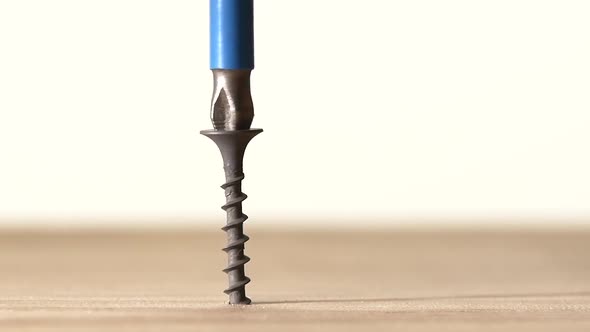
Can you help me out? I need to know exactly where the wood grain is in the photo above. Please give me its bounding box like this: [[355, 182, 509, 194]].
[[0, 228, 589, 331]]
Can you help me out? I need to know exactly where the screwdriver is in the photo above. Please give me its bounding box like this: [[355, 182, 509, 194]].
[[200, 0, 262, 305]]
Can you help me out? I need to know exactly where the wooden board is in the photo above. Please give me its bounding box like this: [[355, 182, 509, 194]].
[[0, 228, 589, 331]]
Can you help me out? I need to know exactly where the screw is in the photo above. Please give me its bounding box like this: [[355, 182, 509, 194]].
[[201, 129, 261, 304]]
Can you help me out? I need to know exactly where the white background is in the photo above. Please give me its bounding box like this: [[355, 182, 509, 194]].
[[0, 1, 589, 225]]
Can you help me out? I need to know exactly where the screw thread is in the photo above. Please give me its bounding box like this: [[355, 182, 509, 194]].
[[220, 172, 251, 305]]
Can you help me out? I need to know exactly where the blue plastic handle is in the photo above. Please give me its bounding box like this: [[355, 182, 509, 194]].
[[210, 0, 254, 69]]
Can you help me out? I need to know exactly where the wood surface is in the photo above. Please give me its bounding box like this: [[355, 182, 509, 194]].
[[0, 227, 589, 331]]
